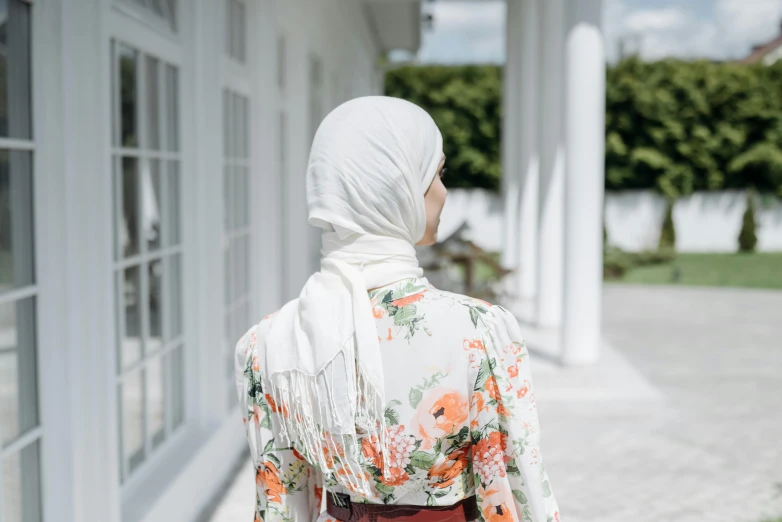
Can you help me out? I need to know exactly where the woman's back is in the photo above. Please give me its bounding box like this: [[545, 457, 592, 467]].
[[235, 275, 560, 521]]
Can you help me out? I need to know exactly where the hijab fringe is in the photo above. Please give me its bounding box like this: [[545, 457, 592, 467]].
[[266, 338, 393, 497]]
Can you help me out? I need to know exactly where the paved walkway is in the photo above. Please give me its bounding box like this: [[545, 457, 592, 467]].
[[208, 284, 782, 522]]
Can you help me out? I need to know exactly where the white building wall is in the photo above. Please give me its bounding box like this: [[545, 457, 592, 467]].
[[28, 1, 386, 522], [443, 189, 782, 254]]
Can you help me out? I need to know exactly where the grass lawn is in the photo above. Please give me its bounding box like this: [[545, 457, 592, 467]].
[[614, 252, 782, 290]]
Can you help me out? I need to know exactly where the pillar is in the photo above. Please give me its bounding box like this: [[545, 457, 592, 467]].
[[536, 0, 565, 329], [501, 0, 521, 283], [515, 0, 540, 322], [562, 0, 605, 364]]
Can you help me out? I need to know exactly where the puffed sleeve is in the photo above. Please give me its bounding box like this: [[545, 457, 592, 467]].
[[234, 315, 326, 522], [468, 304, 560, 522]]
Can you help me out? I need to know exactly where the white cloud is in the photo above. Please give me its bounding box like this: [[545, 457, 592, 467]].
[[416, 1, 505, 64], [413, 0, 782, 65], [605, 0, 782, 62]]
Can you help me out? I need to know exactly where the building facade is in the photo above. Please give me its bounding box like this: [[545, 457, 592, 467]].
[[1, 1, 419, 521]]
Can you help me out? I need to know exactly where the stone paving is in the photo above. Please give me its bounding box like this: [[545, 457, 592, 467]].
[[207, 284, 782, 522]]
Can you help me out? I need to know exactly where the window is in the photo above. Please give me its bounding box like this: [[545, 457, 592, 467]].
[[222, 89, 251, 409], [119, 0, 177, 32], [225, 0, 246, 63], [0, 1, 42, 521], [111, 40, 184, 483]]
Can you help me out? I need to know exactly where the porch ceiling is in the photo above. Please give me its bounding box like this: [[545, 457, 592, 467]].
[[363, 0, 422, 53]]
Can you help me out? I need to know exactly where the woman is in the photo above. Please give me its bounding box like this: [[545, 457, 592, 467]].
[[235, 96, 560, 522]]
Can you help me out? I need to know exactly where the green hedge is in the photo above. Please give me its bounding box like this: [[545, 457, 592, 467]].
[[385, 65, 502, 191], [384, 58, 782, 197]]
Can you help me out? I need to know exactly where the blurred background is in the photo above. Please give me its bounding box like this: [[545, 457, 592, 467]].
[[1, 0, 781, 521]]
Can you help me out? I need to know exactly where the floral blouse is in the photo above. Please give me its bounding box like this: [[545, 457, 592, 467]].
[[234, 275, 560, 522]]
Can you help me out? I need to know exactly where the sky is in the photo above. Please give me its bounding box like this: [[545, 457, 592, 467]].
[[409, 0, 782, 64]]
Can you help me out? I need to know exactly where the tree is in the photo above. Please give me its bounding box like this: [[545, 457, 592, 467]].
[[738, 189, 758, 252], [658, 199, 676, 250]]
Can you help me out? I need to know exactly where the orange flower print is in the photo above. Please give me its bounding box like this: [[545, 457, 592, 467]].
[[510, 342, 524, 355], [252, 353, 260, 372], [379, 466, 409, 487], [485, 376, 501, 401], [428, 447, 469, 489], [516, 380, 530, 399], [496, 402, 511, 418], [292, 446, 305, 460], [314, 485, 323, 505], [482, 503, 514, 522], [390, 290, 427, 308], [256, 460, 287, 504], [265, 393, 290, 417], [474, 432, 510, 485], [429, 392, 468, 433], [361, 436, 383, 469], [507, 365, 518, 378], [475, 298, 493, 308], [410, 388, 469, 449], [254, 513, 262, 522], [463, 338, 486, 352], [372, 305, 387, 319], [387, 328, 393, 341]]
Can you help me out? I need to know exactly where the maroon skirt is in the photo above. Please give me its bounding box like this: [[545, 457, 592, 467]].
[[326, 492, 479, 522]]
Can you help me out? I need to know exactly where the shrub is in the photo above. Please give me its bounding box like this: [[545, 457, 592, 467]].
[[738, 189, 759, 252], [658, 200, 676, 250]]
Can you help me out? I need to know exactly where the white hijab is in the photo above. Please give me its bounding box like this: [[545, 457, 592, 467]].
[[262, 96, 443, 495]]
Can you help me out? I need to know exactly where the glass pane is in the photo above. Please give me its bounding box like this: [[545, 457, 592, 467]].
[[242, 96, 249, 159], [225, 0, 233, 58], [0, 0, 32, 140], [149, 0, 164, 16], [223, 247, 231, 307], [118, 45, 138, 148], [0, 297, 37, 446], [121, 369, 145, 476], [0, 149, 35, 291], [2, 441, 42, 522], [165, 254, 182, 341], [147, 355, 165, 448], [169, 344, 184, 429], [145, 160, 162, 252], [239, 167, 249, 227], [145, 56, 160, 150], [148, 260, 162, 354], [120, 157, 139, 258], [119, 266, 142, 371], [164, 161, 180, 247], [164, 65, 178, 152], [223, 165, 232, 232], [163, 0, 177, 31], [236, 0, 246, 63], [222, 90, 230, 159]]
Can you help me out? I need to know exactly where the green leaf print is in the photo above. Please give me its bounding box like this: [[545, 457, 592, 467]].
[[506, 459, 521, 476], [409, 450, 437, 470], [475, 357, 491, 390], [374, 482, 394, 496], [385, 406, 400, 425], [542, 480, 552, 497], [409, 388, 423, 408], [263, 439, 274, 454], [393, 304, 417, 325], [513, 489, 528, 505]]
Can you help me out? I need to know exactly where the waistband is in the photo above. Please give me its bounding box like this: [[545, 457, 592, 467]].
[[326, 491, 480, 522]]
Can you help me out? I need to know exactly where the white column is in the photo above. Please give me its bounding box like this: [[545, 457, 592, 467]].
[[515, 0, 540, 322], [536, 0, 565, 329], [500, 0, 521, 278], [562, 0, 605, 365]]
